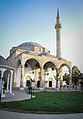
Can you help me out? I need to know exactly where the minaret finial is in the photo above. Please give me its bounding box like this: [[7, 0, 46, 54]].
[[57, 8, 59, 19]]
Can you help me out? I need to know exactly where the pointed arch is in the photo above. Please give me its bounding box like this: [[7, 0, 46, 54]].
[[43, 61, 57, 71], [59, 63, 71, 73]]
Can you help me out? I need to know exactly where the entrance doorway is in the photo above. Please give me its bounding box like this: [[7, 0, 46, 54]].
[[49, 81, 52, 87], [25, 75, 31, 87], [26, 80, 31, 86], [37, 81, 40, 88]]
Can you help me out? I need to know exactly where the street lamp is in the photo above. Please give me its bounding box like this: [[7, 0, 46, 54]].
[[30, 78, 35, 99]]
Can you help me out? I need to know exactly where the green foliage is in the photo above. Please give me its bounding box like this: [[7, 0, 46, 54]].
[[72, 66, 80, 73], [63, 73, 69, 85], [79, 73, 83, 90], [72, 66, 81, 85], [63, 65, 83, 86]]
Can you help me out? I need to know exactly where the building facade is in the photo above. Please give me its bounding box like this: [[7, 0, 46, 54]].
[[7, 10, 72, 89]]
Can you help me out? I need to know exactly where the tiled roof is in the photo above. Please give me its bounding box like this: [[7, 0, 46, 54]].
[[0, 55, 8, 66]]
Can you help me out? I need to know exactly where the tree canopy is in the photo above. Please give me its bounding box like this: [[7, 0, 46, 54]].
[[63, 65, 83, 87]]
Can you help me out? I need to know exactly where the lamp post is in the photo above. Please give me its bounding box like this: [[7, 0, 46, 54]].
[[31, 87, 32, 99], [30, 78, 35, 99]]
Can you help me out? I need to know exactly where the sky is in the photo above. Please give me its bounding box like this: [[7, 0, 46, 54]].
[[0, 0, 83, 72]]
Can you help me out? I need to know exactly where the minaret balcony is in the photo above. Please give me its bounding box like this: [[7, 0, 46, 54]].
[[55, 24, 62, 29]]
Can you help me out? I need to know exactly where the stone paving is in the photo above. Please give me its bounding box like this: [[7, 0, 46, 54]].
[[1, 90, 33, 102], [0, 110, 83, 119]]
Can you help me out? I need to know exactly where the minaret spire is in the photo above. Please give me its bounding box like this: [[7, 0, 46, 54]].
[[57, 8, 59, 19], [55, 9, 62, 58]]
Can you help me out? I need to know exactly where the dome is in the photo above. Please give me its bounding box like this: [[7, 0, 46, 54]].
[[56, 56, 63, 60], [39, 52, 50, 56], [0, 55, 8, 66], [23, 50, 35, 54], [18, 42, 43, 47]]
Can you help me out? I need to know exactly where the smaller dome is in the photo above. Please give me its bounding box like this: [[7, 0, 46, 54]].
[[39, 52, 50, 56], [0, 55, 8, 66], [23, 50, 35, 54], [56, 56, 63, 60]]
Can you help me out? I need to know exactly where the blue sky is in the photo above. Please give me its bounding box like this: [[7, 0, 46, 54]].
[[0, 0, 83, 72]]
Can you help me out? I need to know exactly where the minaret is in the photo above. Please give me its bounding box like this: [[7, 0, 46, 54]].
[[55, 9, 62, 58]]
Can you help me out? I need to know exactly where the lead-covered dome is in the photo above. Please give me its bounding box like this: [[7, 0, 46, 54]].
[[0, 55, 8, 66], [56, 56, 63, 60], [23, 50, 35, 54], [18, 42, 43, 47], [39, 52, 50, 56]]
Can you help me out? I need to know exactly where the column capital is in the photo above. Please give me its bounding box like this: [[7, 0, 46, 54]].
[[21, 64, 24, 68], [0, 68, 6, 73], [40, 66, 43, 69], [56, 68, 60, 73], [40, 65, 44, 70]]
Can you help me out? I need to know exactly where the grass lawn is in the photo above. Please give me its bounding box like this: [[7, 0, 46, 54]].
[[0, 92, 83, 113]]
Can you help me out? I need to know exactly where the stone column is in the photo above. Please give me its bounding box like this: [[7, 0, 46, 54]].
[[21, 64, 24, 87], [35, 69, 38, 87], [9, 70, 13, 94], [7, 74, 10, 91], [56, 69, 60, 89], [59, 68, 63, 87], [13, 70, 17, 87], [69, 69, 72, 89], [0, 69, 6, 98], [0, 69, 4, 93], [40, 67, 45, 88]]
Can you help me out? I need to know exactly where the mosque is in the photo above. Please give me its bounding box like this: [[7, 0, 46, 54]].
[[0, 10, 72, 93]]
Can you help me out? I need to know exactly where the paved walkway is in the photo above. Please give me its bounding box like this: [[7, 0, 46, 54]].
[[0, 110, 83, 119], [2, 90, 34, 102]]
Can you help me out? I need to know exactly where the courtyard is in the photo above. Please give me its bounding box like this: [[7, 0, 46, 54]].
[[0, 91, 83, 113]]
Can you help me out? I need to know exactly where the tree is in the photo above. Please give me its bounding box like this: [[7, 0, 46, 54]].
[[72, 66, 80, 86], [63, 73, 69, 85], [63, 65, 83, 90], [79, 73, 83, 91]]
